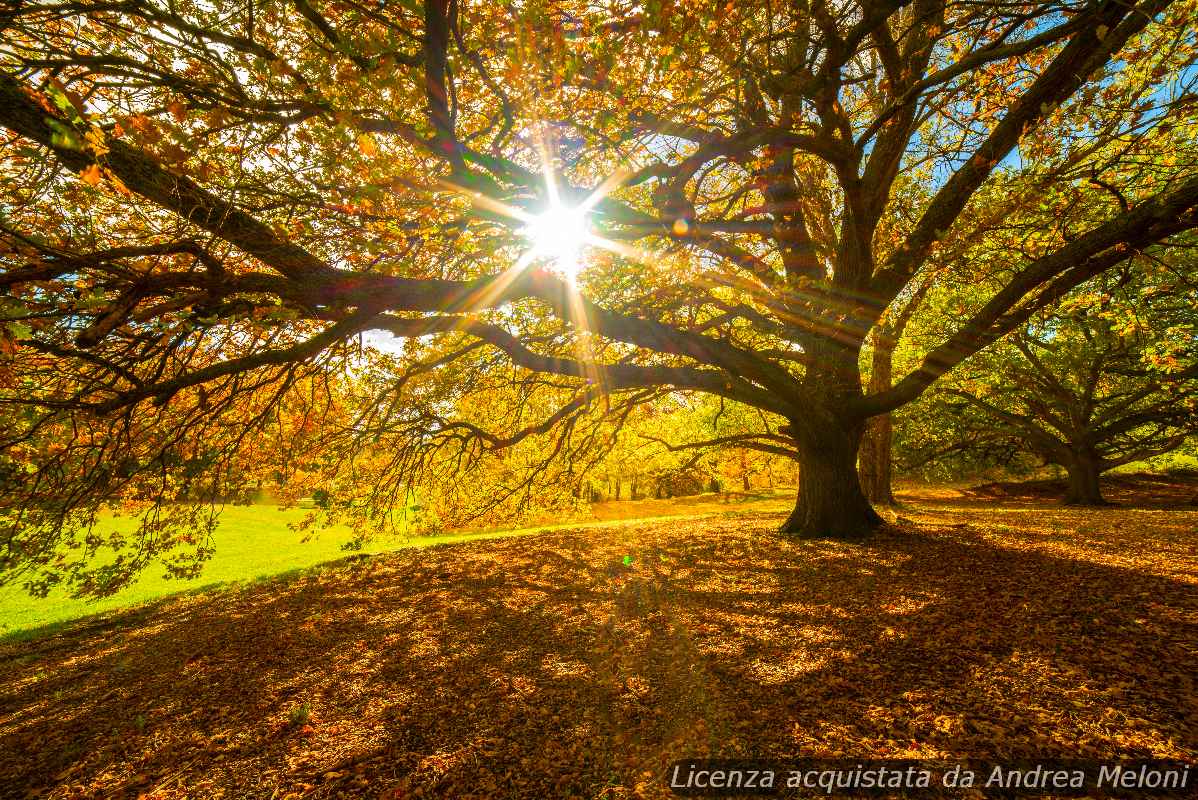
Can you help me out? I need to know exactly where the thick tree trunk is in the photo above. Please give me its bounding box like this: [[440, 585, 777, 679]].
[[1063, 456, 1107, 505], [780, 423, 883, 539]]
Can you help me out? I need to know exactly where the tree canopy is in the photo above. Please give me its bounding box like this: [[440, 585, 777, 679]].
[[923, 262, 1197, 504], [2, 0, 1198, 594]]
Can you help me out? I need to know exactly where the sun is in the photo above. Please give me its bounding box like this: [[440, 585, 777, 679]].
[[521, 202, 591, 280]]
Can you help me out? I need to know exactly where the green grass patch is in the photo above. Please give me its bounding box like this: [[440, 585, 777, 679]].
[[1110, 449, 1198, 474], [0, 504, 411, 637]]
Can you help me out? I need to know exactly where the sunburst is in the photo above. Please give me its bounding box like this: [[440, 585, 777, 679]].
[[519, 201, 591, 281]]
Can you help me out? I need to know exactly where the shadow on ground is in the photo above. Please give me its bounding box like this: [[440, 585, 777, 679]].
[[1, 488, 1195, 799]]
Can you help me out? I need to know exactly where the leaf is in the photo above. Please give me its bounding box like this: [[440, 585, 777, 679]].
[[46, 79, 86, 123], [83, 128, 109, 157], [357, 133, 378, 157], [103, 168, 133, 197], [79, 164, 103, 187], [46, 119, 83, 151]]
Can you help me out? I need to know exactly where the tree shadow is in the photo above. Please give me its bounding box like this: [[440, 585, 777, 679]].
[[956, 471, 1198, 509], [0, 508, 1194, 799]]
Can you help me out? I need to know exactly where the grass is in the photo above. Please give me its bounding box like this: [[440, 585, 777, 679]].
[[3, 472, 1186, 639], [0, 491, 795, 638], [1110, 448, 1198, 474], [0, 504, 396, 638]]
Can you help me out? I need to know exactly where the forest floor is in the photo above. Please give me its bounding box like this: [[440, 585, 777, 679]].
[[1, 475, 1195, 799]]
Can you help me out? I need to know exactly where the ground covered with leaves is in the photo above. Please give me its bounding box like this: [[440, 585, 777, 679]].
[[961, 470, 1198, 507], [1, 482, 1195, 799]]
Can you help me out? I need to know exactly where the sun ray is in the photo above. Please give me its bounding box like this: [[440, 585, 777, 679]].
[[445, 248, 541, 318], [578, 167, 633, 213], [423, 150, 696, 395], [521, 203, 590, 281]]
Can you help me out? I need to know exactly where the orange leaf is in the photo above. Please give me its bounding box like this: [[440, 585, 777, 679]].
[[79, 164, 103, 187]]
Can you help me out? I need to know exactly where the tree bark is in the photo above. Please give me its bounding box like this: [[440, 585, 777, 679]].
[[858, 339, 895, 505], [780, 422, 883, 539], [859, 413, 895, 505], [857, 288, 923, 506], [1063, 454, 1107, 505]]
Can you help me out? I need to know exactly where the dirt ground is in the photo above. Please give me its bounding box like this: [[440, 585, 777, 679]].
[[1, 477, 1195, 799]]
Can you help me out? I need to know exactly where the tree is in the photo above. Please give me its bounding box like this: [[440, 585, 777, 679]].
[[635, 393, 793, 495], [933, 265, 1197, 504], [1, 0, 1197, 590], [858, 275, 932, 504]]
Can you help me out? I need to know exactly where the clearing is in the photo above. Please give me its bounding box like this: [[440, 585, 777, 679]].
[[0, 480, 1195, 799]]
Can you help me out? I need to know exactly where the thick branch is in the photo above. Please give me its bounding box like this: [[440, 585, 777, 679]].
[[873, 0, 1171, 300]]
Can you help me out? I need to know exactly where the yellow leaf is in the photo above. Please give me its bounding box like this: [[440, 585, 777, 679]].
[[357, 133, 378, 157], [84, 127, 109, 157], [104, 168, 133, 197]]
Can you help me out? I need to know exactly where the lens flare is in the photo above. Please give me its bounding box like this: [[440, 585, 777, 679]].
[[521, 203, 590, 280]]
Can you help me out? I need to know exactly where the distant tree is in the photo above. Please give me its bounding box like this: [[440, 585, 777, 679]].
[[635, 394, 792, 495], [858, 275, 933, 504], [891, 394, 1030, 482], [933, 266, 1197, 504]]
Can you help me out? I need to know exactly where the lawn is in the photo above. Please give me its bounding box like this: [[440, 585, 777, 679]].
[[0, 479, 1194, 799], [0, 492, 794, 638], [0, 505, 408, 638]]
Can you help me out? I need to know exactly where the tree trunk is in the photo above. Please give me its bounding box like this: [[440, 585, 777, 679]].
[[780, 422, 883, 539], [1063, 455, 1107, 505], [858, 325, 897, 505], [859, 414, 895, 505]]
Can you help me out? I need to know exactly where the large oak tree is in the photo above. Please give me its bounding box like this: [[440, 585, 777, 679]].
[[2, 0, 1197, 578]]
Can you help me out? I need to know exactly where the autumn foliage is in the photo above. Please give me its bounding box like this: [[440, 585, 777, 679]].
[[0, 1, 1196, 585]]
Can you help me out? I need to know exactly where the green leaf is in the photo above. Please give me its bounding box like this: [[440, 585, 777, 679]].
[[46, 118, 83, 150]]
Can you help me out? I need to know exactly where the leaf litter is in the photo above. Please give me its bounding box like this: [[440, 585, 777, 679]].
[[0, 483, 1195, 799]]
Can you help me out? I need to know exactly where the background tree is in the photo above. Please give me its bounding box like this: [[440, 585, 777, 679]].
[[2, 0, 1198, 600], [858, 275, 932, 504], [634, 393, 795, 495], [931, 264, 1197, 504]]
